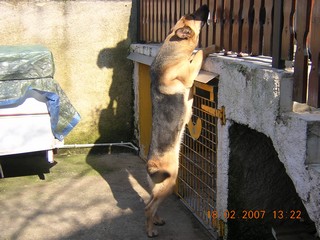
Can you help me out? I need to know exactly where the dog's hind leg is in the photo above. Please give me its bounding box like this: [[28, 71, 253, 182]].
[[145, 195, 165, 225], [145, 194, 162, 237], [145, 180, 175, 237]]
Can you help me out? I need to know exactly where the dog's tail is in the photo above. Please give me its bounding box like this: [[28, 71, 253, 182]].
[[147, 159, 170, 184]]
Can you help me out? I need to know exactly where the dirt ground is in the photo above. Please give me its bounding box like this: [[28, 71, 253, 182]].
[[0, 151, 212, 240]]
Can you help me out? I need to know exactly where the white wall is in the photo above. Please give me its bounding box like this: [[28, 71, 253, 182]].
[[203, 55, 320, 235]]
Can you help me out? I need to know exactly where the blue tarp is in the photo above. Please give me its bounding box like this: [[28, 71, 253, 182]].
[[0, 45, 80, 141]]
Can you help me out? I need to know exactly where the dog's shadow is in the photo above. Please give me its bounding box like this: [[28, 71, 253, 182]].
[[84, 0, 152, 233], [86, 31, 149, 219], [86, 147, 149, 211], [87, 35, 150, 210]]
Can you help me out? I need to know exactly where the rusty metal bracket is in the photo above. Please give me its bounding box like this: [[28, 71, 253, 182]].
[[201, 105, 226, 125]]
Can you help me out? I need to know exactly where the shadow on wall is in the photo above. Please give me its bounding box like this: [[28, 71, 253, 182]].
[[94, 0, 137, 144], [95, 39, 134, 143], [86, 0, 144, 224]]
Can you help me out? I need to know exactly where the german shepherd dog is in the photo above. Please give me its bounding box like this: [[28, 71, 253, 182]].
[[145, 5, 219, 237]]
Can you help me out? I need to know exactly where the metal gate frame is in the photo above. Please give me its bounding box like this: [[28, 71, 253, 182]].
[[177, 80, 224, 238]]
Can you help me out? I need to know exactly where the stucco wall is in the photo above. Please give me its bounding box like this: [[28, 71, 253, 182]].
[[0, 0, 137, 144], [203, 55, 320, 236]]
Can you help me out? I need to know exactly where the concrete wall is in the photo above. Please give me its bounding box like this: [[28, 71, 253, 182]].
[[0, 0, 137, 144], [204, 55, 320, 236]]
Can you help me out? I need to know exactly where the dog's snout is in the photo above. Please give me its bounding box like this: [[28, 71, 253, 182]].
[[193, 5, 210, 23]]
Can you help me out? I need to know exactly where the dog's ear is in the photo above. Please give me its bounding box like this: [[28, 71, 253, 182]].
[[175, 26, 194, 39]]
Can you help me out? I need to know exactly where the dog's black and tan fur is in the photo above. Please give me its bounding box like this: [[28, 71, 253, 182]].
[[145, 5, 219, 238]]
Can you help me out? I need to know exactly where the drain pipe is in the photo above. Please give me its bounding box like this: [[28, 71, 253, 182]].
[[57, 142, 139, 153]]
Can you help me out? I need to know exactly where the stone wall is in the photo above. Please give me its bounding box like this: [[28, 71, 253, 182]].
[[0, 0, 137, 144]]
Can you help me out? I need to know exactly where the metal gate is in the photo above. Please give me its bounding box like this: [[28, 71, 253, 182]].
[[177, 80, 224, 237]]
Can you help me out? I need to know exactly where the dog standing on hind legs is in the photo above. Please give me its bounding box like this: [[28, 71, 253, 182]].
[[145, 5, 219, 238]]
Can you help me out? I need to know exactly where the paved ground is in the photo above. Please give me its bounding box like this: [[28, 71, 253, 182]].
[[0, 151, 212, 240]]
